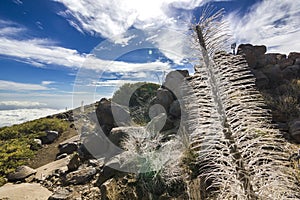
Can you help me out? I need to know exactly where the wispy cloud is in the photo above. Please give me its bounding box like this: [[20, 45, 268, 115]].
[[0, 20, 173, 71], [54, 0, 227, 63], [227, 0, 300, 53], [0, 80, 50, 91]]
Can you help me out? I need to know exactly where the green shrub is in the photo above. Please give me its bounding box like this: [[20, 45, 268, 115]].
[[0, 118, 69, 186], [112, 82, 160, 124]]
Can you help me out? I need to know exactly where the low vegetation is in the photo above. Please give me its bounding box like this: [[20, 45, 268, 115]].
[[112, 82, 160, 124], [0, 118, 69, 186]]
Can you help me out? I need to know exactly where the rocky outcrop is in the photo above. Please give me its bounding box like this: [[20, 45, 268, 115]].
[[237, 44, 300, 88], [39, 130, 59, 144], [96, 98, 132, 135]]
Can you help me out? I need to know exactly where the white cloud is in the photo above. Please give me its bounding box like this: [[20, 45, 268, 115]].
[[0, 108, 64, 127], [12, 0, 23, 5], [0, 80, 50, 91], [0, 101, 47, 110], [41, 81, 55, 85], [54, 0, 227, 63], [227, 0, 300, 54], [0, 37, 85, 68]]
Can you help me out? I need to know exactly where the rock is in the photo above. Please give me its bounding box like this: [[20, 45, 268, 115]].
[[289, 119, 300, 143], [39, 130, 59, 144], [169, 100, 181, 118], [100, 178, 139, 200], [237, 44, 267, 68], [7, 165, 36, 182], [67, 153, 81, 172], [56, 153, 68, 160], [96, 156, 126, 186], [96, 98, 132, 135], [282, 65, 300, 80], [65, 167, 96, 185], [35, 156, 69, 181], [58, 142, 78, 155], [155, 88, 174, 110], [88, 158, 105, 168], [162, 70, 189, 97], [252, 70, 269, 88], [59, 135, 80, 147], [288, 52, 300, 61], [48, 188, 71, 200], [264, 53, 286, 65], [295, 58, 300, 65], [278, 58, 295, 70], [33, 138, 42, 146], [0, 183, 52, 200], [109, 126, 145, 148]]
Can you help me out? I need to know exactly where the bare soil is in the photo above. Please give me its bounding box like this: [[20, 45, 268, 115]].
[[27, 127, 78, 169]]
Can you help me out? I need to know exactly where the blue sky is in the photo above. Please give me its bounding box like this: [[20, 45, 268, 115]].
[[0, 0, 299, 126]]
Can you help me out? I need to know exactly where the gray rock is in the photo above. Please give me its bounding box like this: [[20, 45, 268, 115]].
[[295, 58, 300, 65], [35, 156, 69, 181], [48, 188, 71, 200], [163, 70, 189, 97], [169, 100, 181, 118], [56, 153, 68, 160], [39, 130, 59, 144], [0, 183, 52, 200], [33, 138, 42, 146], [67, 153, 81, 172], [237, 44, 267, 68], [65, 167, 96, 185], [156, 88, 174, 110], [288, 52, 300, 61], [58, 142, 78, 155], [7, 165, 36, 181], [88, 158, 105, 168], [95, 98, 132, 135]]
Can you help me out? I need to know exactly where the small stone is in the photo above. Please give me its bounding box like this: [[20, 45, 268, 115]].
[[56, 153, 68, 160]]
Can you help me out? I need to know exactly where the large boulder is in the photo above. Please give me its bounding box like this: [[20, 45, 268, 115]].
[[35, 156, 69, 181], [39, 130, 59, 144], [237, 44, 267, 68], [58, 142, 78, 155], [155, 88, 174, 111], [162, 70, 189, 97], [0, 183, 52, 200], [7, 165, 36, 182], [96, 98, 132, 135]]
